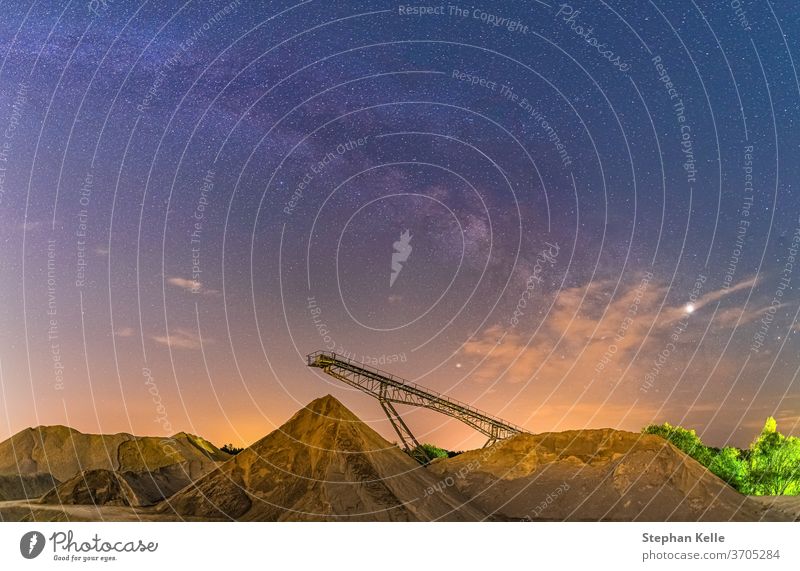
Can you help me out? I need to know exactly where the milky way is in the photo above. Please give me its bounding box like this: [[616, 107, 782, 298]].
[[1, 1, 799, 450]]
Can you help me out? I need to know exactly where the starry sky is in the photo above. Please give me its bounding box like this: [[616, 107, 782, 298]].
[[1, 0, 799, 450]]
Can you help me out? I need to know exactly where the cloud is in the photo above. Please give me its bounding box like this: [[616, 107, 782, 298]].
[[461, 274, 761, 394], [151, 327, 211, 350], [167, 276, 219, 296], [713, 303, 788, 329], [463, 275, 657, 386], [114, 327, 134, 338], [168, 277, 200, 291], [454, 273, 788, 444], [659, 275, 759, 326]]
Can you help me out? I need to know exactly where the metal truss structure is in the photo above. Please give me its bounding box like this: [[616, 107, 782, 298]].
[[307, 351, 527, 456]]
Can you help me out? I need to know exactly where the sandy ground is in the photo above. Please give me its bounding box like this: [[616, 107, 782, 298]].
[[747, 496, 800, 521], [2, 397, 796, 522], [427, 430, 794, 522], [0, 499, 197, 522]]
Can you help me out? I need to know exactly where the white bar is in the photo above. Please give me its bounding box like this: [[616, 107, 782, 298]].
[[1, 522, 797, 570]]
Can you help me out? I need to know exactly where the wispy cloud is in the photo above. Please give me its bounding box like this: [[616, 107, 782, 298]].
[[661, 275, 759, 325], [452, 273, 790, 444], [167, 276, 219, 296], [713, 302, 787, 329], [167, 277, 199, 291], [151, 327, 211, 350], [462, 274, 761, 388]]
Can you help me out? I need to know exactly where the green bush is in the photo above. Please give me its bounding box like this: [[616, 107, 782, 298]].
[[746, 418, 800, 495], [220, 443, 244, 455], [707, 447, 747, 490], [407, 443, 459, 464], [642, 417, 800, 496], [642, 422, 714, 465], [419, 443, 450, 459]]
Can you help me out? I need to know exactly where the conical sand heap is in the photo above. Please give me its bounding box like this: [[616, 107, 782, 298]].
[[164, 395, 484, 521]]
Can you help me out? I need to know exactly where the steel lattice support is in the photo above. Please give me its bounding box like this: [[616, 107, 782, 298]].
[[307, 351, 527, 452], [379, 399, 421, 453]]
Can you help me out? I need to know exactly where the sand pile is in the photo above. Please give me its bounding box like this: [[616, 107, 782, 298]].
[[40, 469, 140, 507], [164, 395, 484, 521], [3, 403, 790, 522], [0, 473, 59, 501], [749, 496, 800, 521], [38, 465, 202, 508], [0, 426, 229, 502], [427, 429, 788, 521]]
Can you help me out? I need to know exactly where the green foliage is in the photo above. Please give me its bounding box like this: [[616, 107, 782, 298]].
[[220, 443, 244, 455], [642, 422, 715, 465], [642, 417, 800, 496], [746, 417, 800, 495], [708, 447, 747, 490], [407, 443, 459, 464], [419, 443, 450, 459]]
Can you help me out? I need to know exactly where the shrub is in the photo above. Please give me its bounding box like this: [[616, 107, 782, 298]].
[[407, 443, 455, 464], [642, 417, 800, 496], [220, 443, 244, 455], [707, 447, 747, 490], [642, 422, 714, 465], [746, 417, 800, 495]]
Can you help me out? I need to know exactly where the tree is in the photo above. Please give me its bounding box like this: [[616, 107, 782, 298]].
[[643, 417, 800, 496], [747, 417, 800, 495], [642, 422, 714, 465], [708, 447, 747, 490], [220, 443, 244, 455]]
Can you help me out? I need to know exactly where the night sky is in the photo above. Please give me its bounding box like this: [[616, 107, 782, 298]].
[[1, 0, 799, 450]]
